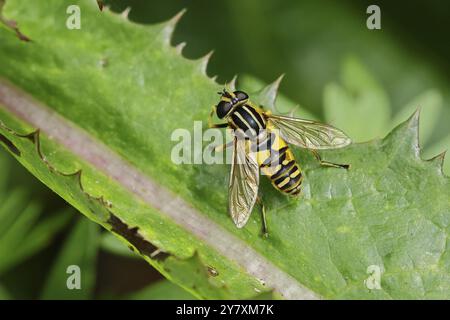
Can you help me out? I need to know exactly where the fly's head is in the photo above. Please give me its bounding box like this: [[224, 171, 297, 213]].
[[215, 89, 249, 119]]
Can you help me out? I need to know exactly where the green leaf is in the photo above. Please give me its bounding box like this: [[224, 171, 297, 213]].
[[324, 57, 390, 142], [391, 89, 443, 145], [125, 280, 196, 300], [1, 0, 450, 300], [40, 217, 99, 300], [424, 134, 450, 175]]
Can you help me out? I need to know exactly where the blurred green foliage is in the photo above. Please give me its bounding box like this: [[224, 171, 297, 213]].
[[0, 150, 71, 298]]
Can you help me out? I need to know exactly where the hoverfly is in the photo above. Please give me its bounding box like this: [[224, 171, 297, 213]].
[[209, 89, 351, 236]]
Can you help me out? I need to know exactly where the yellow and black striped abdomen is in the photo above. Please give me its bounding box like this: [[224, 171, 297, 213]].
[[250, 129, 303, 196]]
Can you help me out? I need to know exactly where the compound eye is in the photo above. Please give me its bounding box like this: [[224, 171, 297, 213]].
[[216, 100, 232, 119], [234, 91, 249, 101]]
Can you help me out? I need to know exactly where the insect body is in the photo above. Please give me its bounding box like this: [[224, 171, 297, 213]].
[[216, 92, 303, 196], [209, 89, 351, 235], [255, 125, 303, 196]]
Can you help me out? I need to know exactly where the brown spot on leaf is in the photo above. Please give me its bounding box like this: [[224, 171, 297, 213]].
[[96, 0, 104, 11], [98, 58, 108, 68], [207, 265, 219, 277], [0, 15, 30, 42], [108, 213, 169, 261]]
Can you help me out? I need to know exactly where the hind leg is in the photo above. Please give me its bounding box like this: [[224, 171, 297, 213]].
[[256, 196, 269, 238], [310, 149, 350, 169]]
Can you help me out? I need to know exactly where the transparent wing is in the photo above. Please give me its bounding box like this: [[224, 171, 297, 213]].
[[267, 114, 351, 150], [229, 136, 259, 228]]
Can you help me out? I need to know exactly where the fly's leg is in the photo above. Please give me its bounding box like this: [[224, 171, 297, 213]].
[[207, 105, 216, 127], [208, 105, 228, 129], [208, 105, 232, 152], [310, 149, 350, 169], [256, 196, 269, 238], [210, 123, 228, 129]]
